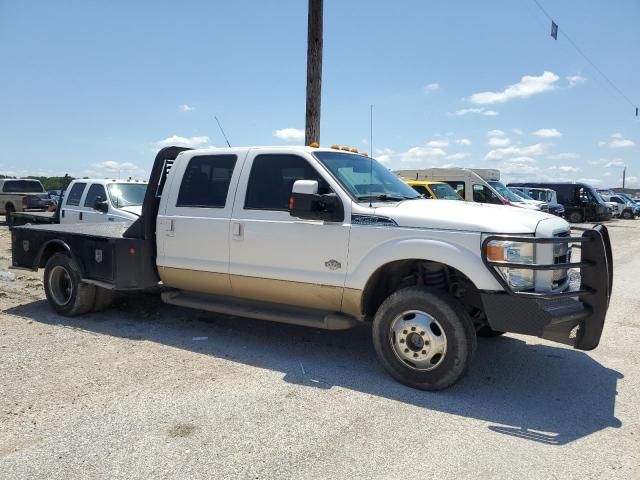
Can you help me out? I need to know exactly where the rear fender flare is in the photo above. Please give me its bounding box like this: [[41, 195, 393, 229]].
[[35, 239, 80, 273]]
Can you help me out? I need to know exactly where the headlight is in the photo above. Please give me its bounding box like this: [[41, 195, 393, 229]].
[[486, 239, 535, 291]]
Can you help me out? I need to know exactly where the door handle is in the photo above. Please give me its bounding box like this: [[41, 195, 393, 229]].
[[232, 222, 242, 237]]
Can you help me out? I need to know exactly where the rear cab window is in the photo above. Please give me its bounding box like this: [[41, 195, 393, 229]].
[[65, 183, 87, 206], [2, 180, 45, 193], [177, 154, 237, 208]]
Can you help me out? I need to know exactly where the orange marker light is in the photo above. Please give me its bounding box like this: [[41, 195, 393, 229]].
[[341, 146, 350, 151], [486, 244, 504, 262], [350, 148, 359, 153], [362, 152, 369, 157], [330, 144, 340, 150], [309, 142, 319, 148], [289, 196, 294, 210]]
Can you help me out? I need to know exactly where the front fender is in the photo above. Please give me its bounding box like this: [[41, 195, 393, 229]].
[[346, 236, 503, 292]]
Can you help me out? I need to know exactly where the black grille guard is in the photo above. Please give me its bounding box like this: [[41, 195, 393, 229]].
[[481, 224, 613, 350]]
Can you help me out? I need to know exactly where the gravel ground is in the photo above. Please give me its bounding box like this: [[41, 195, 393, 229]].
[[0, 218, 638, 479]]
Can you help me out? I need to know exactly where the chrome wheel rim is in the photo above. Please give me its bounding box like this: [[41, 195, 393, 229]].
[[389, 310, 447, 371], [49, 265, 73, 306]]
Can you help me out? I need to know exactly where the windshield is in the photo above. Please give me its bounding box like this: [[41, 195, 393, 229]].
[[313, 152, 420, 201], [107, 183, 147, 208], [488, 181, 524, 202], [617, 193, 636, 205], [509, 187, 535, 200], [430, 183, 463, 200], [2, 180, 45, 193]]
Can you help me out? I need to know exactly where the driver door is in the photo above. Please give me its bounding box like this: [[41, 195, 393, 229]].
[[82, 183, 110, 223], [229, 150, 351, 311]]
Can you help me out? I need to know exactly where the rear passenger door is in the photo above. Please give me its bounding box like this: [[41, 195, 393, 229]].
[[156, 152, 244, 296], [61, 182, 87, 223]]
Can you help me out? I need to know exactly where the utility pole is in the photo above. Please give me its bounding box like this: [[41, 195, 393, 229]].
[[622, 166, 626, 190], [305, 0, 323, 146]]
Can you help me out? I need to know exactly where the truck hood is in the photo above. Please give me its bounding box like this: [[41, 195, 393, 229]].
[[368, 199, 563, 233], [119, 205, 142, 216]]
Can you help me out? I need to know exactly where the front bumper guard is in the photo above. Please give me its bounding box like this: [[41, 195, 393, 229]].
[[480, 225, 612, 350]]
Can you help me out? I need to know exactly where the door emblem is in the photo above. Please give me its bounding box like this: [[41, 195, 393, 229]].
[[22, 240, 29, 252], [95, 249, 103, 263], [325, 259, 341, 271]]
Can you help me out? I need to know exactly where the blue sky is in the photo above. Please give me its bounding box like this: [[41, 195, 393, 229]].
[[1, 0, 638, 187]]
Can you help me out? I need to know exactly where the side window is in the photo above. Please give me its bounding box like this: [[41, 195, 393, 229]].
[[444, 181, 465, 198], [66, 183, 86, 206], [611, 197, 623, 204], [411, 185, 432, 198], [244, 154, 327, 211], [473, 184, 502, 205], [177, 155, 237, 208], [84, 184, 107, 208]]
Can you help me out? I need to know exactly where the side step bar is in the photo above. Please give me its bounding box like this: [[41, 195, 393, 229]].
[[161, 290, 359, 330]]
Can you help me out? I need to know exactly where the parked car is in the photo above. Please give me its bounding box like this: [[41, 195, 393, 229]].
[[11, 145, 613, 391], [60, 178, 148, 224], [509, 186, 565, 217], [600, 194, 636, 219], [0, 178, 53, 226], [508, 182, 610, 223], [405, 180, 463, 200], [615, 192, 640, 216]]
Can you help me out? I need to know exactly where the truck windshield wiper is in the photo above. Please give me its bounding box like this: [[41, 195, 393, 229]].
[[357, 194, 415, 202]]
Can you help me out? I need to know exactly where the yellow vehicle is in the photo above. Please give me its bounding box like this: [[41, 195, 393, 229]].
[[404, 180, 463, 200]]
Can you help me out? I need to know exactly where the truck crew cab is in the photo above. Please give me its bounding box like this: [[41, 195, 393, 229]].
[[11, 146, 613, 390]]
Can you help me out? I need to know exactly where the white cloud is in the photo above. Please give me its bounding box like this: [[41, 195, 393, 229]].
[[451, 107, 499, 116], [606, 133, 635, 148], [578, 178, 604, 186], [512, 128, 524, 135], [456, 138, 472, 145], [603, 172, 612, 177], [533, 128, 562, 138], [504, 156, 536, 163], [550, 165, 580, 173], [604, 159, 626, 168], [488, 136, 511, 147], [424, 83, 440, 92], [625, 176, 639, 186], [273, 128, 305, 142], [468, 71, 559, 105], [487, 129, 506, 137], [547, 152, 580, 160], [567, 75, 586, 88], [499, 163, 540, 176], [485, 143, 547, 160], [403, 145, 447, 162], [179, 104, 195, 112], [156, 135, 210, 148], [87, 161, 145, 179], [426, 139, 449, 148], [375, 148, 394, 164], [445, 153, 466, 160]]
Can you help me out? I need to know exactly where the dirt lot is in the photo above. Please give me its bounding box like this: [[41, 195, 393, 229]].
[[1, 218, 639, 479]]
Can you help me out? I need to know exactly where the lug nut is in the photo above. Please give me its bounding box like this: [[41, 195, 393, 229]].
[[399, 339, 405, 344], [404, 348, 409, 353], [403, 330, 408, 334], [421, 350, 427, 354], [413, 353, 418, 358], [411, 327, 416, 331], [420, 331, 425, 336]]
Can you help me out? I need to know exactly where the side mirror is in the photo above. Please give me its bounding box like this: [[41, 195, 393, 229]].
[[289, 179, 344, 222], [94, 196, 109, 213]]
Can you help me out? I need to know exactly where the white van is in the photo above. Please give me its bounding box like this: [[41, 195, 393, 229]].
[[60, 179, 148, 224], [395, 168, 543, 210]]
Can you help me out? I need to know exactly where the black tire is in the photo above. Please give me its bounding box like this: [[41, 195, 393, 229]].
[[5, 204, 15, 227], [92, 287, 114, 312], [476, 325, 506, 337], [372, 287, 477, 391], [567, 211, 583, 223], [622, 210, 634, 220], [44, 253, 96, 316]]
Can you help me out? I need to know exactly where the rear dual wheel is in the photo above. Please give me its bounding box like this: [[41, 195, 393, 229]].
[[44, 253, 113, 316], [372, 287, 477, 391]]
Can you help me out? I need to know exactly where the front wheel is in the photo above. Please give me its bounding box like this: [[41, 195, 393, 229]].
[[372, 287, 477, 391], [567, 211, 584, 223], [44, 253, 96, 316], [622, 210, 634, 220]]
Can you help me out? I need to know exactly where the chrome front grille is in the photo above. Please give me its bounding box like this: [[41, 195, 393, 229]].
[[552, 230, 571, 288]]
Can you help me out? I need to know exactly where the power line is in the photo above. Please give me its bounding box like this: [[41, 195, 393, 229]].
[[531, 0, 638, 113]]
